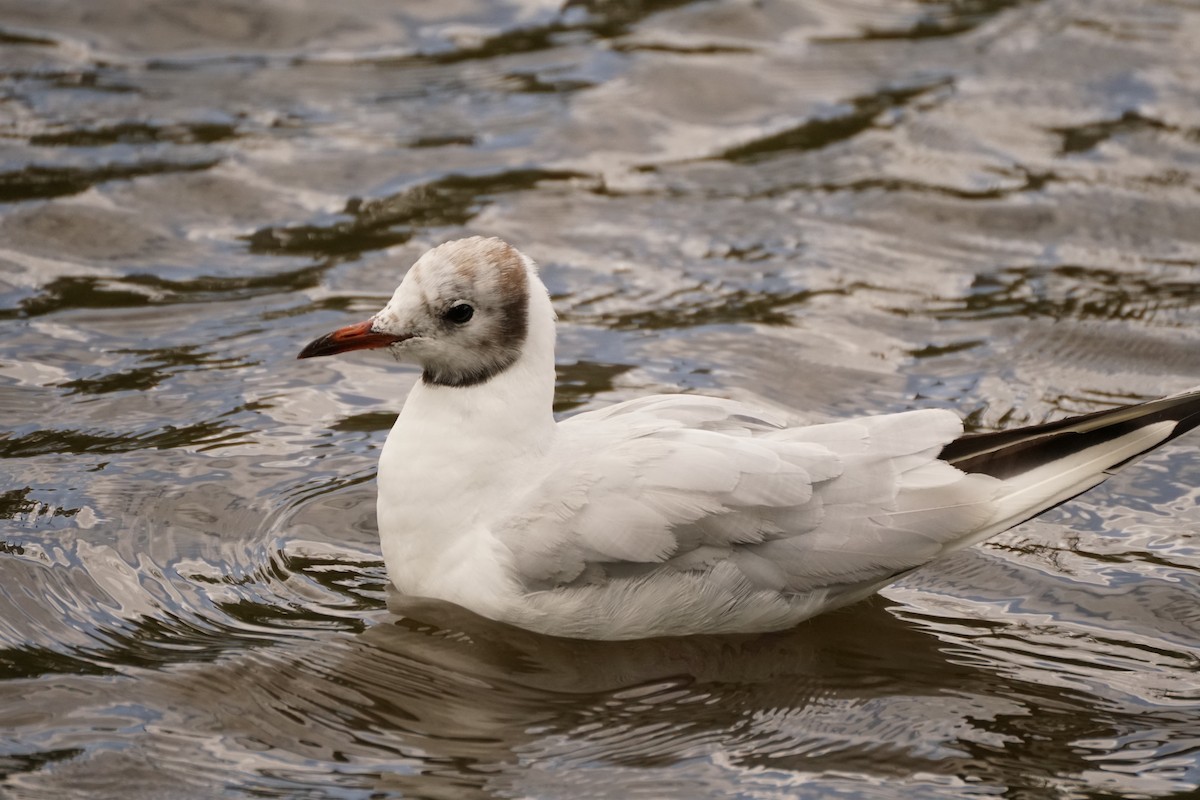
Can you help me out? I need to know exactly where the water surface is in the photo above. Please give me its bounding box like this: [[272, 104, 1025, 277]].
[[1, 1, 1199, 797]]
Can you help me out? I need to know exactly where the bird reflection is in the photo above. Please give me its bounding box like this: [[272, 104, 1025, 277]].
[[12, 580, 1185, 799], [137, 593, 1092, 798]]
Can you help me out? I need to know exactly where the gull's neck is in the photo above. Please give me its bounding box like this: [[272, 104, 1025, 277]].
[[377, 276, 557, 610]]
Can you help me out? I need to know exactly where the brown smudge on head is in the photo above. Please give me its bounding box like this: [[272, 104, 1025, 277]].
[[445, 237, 526, 290]]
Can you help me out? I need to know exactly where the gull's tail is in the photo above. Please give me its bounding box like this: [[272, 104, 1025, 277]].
[[940, 387, 1200, 544]]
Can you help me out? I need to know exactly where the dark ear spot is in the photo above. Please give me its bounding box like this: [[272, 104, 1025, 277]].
[[491, 247, 528, 356]]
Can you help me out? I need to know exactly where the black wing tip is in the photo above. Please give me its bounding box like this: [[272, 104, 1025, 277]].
[[941, 388, 1200, 479]]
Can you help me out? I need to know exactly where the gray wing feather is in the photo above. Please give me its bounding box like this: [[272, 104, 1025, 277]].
[[500, 396, 1002, 597]]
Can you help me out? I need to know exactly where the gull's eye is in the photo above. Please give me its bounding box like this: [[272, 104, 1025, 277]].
[[444, 303, 474, 324]]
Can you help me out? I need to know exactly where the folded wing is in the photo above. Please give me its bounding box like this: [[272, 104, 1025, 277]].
[[500, 396, 1002, 603]]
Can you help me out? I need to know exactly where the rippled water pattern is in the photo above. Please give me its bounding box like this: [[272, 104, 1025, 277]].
[[1, 1, 1199, 797]]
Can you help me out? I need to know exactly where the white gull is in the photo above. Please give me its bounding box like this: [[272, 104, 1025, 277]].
[[299, 236, 1200, 640]]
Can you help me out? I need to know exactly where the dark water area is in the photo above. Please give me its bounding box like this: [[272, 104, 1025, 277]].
[[1, 1, 1199, 797]]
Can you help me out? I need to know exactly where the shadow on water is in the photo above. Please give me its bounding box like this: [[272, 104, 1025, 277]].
[[29, 121, 239, 148], [347, 0, 701, 68], [0, 418, 241, 458], [244, 169, 590, 258], [0, 160, 219, 203], [819, 0, 1030, 42], [5, 263, 329, 320], [715, 79, 954, 165], [924, 264, 1200, 323], [56, 345, 248, 396]]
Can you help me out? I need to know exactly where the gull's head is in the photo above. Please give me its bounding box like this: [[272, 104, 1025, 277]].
[[298, 236, 540, 387]]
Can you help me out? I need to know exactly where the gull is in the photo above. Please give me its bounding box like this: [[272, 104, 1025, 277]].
[[299, 237, 1200, 640]]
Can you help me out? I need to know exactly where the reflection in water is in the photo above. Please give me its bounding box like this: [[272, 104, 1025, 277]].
[[5, 585, 1198, 798], [1, 0, 1199, 796]]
